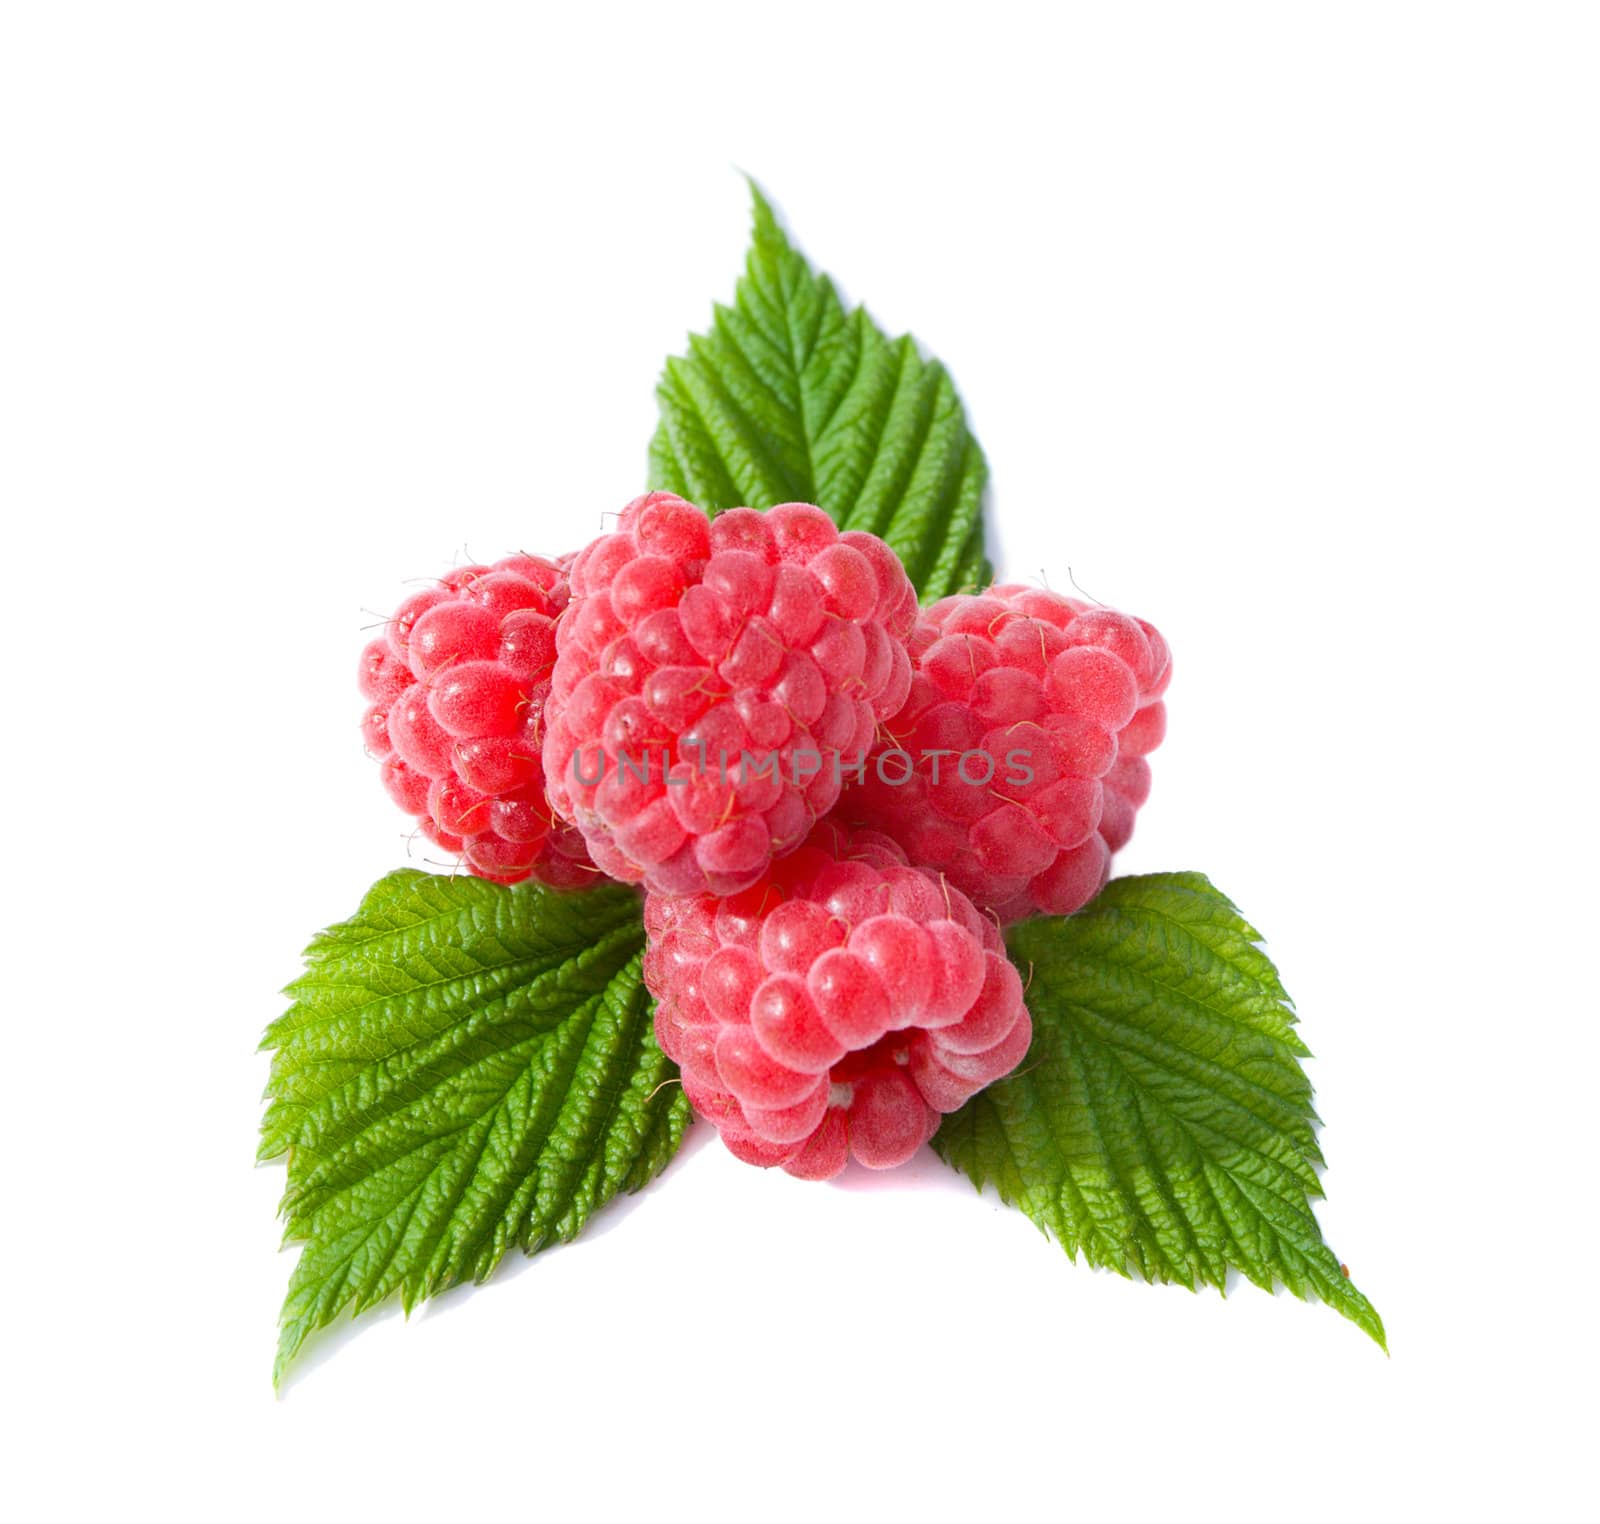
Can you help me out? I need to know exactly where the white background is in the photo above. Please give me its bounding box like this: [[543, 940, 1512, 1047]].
[[4, 3, 1596, 1519]]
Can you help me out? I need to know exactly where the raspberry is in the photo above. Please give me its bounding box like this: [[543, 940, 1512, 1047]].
[[359, 552, 599, 888], [543, 493, 918, 896], [642, 821, 1030, 1178], [843, 585, 1169, 922]]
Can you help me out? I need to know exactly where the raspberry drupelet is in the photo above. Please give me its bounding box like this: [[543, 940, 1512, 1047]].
[[542, 493, 919, 897], [643, 821, 1031, 1179], [358, 553, 598, 887], [843, 584, 1169, 922]]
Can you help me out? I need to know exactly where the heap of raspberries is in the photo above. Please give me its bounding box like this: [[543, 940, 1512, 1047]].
[[359, 493, 1168, 1179]]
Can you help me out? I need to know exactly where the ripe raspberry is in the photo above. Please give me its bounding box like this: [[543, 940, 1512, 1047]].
[[843, 584, 1169, 922], [643, 821, 1031, 1179], [543, 493, 918, 897], [358, 553, 599, 888]]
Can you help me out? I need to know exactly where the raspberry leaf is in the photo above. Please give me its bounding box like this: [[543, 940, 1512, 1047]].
[[649, 183, 991, 600], [933, 872, 1385, 1347], [259, 870, 687, 1386]]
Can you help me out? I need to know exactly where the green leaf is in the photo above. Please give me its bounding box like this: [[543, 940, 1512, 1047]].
[[259, 870, 688, 1385], [649, 182, 991, 600], [934, 872, 1385, 1347]]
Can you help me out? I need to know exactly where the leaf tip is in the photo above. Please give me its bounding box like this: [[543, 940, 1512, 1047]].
[[743, 175, 786, 249], [739, 169, 771, 215], [271, 1322, 303, 1393], [1350, 1289, 1388, 1353]]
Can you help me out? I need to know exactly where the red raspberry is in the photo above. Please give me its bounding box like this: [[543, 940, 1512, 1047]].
[[543, 493, 918, 897], [358, 553, 599, 888], [642, 821, 1031, 1179], [843, 585, 1169, 922]]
